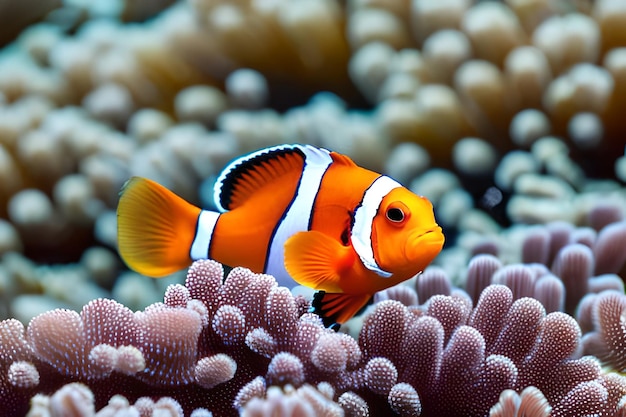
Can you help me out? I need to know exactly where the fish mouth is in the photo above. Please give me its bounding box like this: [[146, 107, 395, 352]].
[[404, 226, 445, 259], [412, 226, 445, 246]]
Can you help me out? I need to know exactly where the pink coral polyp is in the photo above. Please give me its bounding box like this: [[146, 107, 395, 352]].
[[1, 260, 625, 416]]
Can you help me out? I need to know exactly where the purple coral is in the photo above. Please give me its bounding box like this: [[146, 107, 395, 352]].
[[580, 290, 626, 373], [354, 285, 625, 416], [462, 219, 626, 317], [0, 261, 281, 415], [2, 259, 625, 416]]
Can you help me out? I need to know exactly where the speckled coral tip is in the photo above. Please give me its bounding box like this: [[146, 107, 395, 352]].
[[49, 383, 95, 417], [310, 333, 348, 373], [8, 361, 39, 388], [427, 295, 472, 344], [587, 292, 626, 371], [195, 353, 237, 389], [338, 391, 369, 417], [552, 380, 607, 417], [163, 284, 190, 308], [360, 300, 410, 359], [489, 386, 551, 417], [185, 259, 224, 304], [87, 344, 118, 376], [115, 345, 145, 375], [388, 382, 421, 417], [533, 312, 582, 367], [212, 305, 247, 345], [265, 286, 298, 338], [439, 325, 486, 397], [364, 357, 398, 396], [234, 376, 266, 410], [266, 352, 305, 387], [190, 408, 213, 417]]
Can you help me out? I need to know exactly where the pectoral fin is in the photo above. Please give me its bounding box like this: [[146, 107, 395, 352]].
[[284, 231, 355, 293], [312, 291, 373, 327]]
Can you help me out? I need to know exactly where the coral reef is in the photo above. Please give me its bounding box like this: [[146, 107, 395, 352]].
[[3, 260, 625, 416]]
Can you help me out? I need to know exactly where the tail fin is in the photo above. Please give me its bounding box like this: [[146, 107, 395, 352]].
[[117, 177, 201, 277]]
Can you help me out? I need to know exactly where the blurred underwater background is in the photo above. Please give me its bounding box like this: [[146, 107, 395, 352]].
[[0, 0, 626, 415]]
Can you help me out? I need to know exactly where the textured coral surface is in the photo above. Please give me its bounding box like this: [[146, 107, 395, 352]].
[[0, 258, 625, 416]]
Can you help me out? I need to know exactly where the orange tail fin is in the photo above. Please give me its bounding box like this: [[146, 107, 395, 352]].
[[117, 177, 201, 277]]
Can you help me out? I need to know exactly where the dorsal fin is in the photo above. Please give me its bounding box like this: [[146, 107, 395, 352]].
[[215, 144, 331, 212], [329, 151, 358, 167]]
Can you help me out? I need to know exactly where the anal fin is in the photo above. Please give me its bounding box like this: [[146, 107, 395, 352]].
[[312, 291, 373, 328]]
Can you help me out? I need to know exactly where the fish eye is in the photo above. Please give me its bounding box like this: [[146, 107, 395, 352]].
[[386, 207, 405, 223]]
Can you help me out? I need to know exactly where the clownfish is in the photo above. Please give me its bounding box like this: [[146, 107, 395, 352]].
[[117, 144, 444, 326]]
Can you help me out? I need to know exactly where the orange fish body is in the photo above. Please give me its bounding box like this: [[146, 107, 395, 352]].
[[117, 144, 444, 325]]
